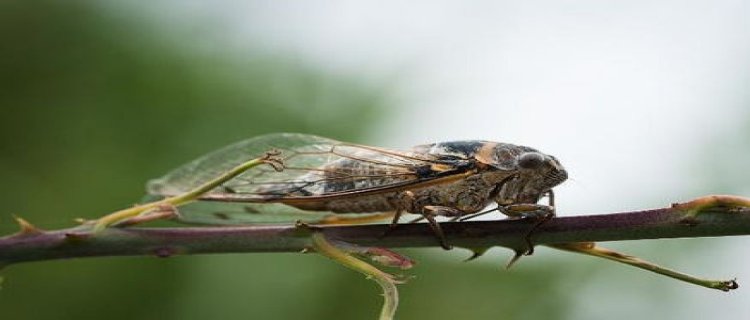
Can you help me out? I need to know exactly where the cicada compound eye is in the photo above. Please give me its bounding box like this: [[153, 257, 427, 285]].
[[517, 152, 545, 169]]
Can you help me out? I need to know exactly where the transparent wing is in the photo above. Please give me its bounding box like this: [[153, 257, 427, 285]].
[[146, 133, 468, 224], [147, 133, 448, 198], [147, 133, 339, 196]]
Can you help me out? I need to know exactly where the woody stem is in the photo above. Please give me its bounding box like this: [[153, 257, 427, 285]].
[[1, 203, 749, 267]]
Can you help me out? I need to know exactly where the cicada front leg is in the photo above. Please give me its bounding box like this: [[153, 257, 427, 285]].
[[499, 189, 557, 219], [499, 190, 557, 257], [498, 203, 555, 219]]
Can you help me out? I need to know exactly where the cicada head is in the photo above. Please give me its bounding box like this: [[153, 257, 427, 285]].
[[493, 148, 568, 206]]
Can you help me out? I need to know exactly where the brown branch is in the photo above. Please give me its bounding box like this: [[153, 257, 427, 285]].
[[1, 202, 749, 268]]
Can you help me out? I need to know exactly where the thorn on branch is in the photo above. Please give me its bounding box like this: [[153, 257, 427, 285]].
[[13, 216, 43, 236], [463, 247, 491, 262], [505, 249, 525, 269]]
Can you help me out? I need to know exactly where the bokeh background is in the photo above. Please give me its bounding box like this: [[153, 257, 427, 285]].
[[1, 1, 749, 319]]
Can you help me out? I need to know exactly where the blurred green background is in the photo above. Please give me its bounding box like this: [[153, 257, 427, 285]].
[[1, 2, 748, 320]]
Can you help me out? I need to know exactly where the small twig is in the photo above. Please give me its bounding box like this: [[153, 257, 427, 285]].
[[311, 233, 403, 320], [548, 242, 738, 291], [91, 153, 280, 232]]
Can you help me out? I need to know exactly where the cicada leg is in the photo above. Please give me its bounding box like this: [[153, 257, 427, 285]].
[[380, 191, 464, 250], [389, 209, 404, 229], [381, 191, 432, 241], [380, 206, 461, 250], [499, 190, 557, 256], [377, 209, 405, 241], [499, 204, 555, 219], [420, 205, 465, 250]]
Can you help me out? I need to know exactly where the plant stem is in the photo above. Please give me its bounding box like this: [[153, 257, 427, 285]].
[[2, 204, 749, 267], [548, 242, 738, 291], [92, 156, 274, 232], [311, 233, 400, 320]]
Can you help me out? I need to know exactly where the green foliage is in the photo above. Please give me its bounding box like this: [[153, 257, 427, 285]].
[[0, 1, 384, 234]]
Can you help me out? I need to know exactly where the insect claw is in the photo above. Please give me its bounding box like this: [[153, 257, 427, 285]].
[[440, 242, 453, 251], [423, 213, 451, 250], [517, 209, 555, 256], [378, 210, 404, 239], [525, 246, 535, 256], [420, 206, 465, 250]]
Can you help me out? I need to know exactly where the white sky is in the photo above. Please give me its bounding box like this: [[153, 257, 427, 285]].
[[143, 1, 750, 319]]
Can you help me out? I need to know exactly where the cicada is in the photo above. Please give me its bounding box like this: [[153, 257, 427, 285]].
[[147, 133, 568, 249]]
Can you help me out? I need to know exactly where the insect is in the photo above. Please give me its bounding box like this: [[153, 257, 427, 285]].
[[147, 133, 568, 250]]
